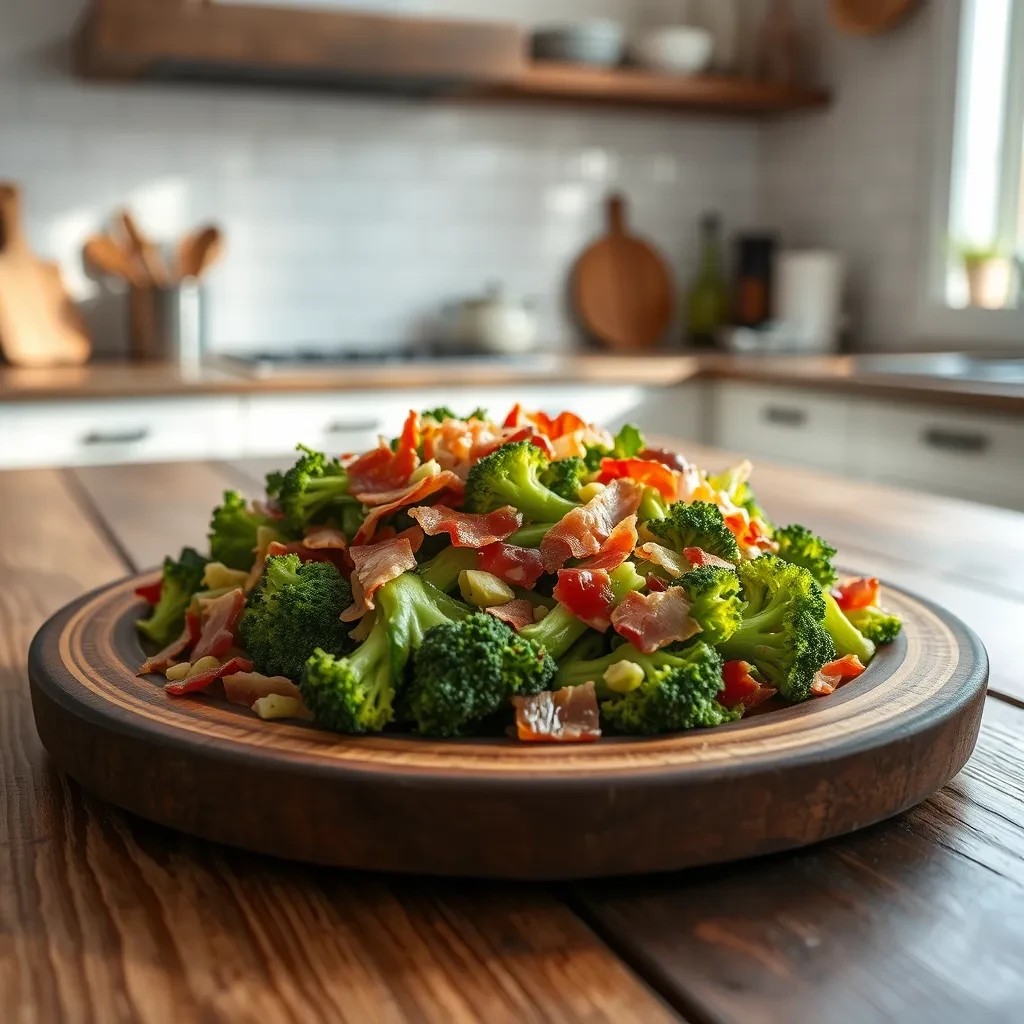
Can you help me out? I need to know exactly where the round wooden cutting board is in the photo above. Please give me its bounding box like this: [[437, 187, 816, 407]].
[[28, 575, 987, 880]]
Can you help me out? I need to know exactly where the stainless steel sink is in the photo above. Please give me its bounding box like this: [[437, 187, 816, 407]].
[[857, 353, 1024, 385]]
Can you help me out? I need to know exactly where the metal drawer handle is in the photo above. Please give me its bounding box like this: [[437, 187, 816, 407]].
[[81, 428, 151, 446], [763, 406, 807, 428], [324, 419, 381, 434], [922, 428, 990, 454]]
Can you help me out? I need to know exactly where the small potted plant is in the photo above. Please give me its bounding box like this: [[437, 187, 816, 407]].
[[956, 242, 1014, 309]]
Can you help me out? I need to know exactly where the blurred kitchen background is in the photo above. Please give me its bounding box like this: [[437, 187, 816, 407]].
[[1, 0, 1022, 511]]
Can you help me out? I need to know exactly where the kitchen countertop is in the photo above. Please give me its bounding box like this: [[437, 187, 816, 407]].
[[5, 448, 1024, 1022], [0, 352, 1022, 412]]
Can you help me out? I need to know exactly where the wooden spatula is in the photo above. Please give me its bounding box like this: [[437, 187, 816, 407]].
[[831, 0, 920, 34], [177, 225, 224, 279], [117, 209, 171, 287], [0, 183, 91, 367], [572, 193, 675, 351]]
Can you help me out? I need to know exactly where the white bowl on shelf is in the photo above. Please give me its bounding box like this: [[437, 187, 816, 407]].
[[632, 26, 714, 75]]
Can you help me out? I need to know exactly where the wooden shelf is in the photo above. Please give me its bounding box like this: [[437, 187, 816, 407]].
[[463, 64, 830, 116], [77, 2, 829, 117]]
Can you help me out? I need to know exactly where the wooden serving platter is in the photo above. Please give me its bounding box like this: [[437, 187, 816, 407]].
[[28, 574, 988, 879]]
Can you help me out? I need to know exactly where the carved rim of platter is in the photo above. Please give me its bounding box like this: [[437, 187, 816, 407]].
[[44, 573, 974, 781]]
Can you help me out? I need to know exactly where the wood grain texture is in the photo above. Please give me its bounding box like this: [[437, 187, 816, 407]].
[[2, 465, 679, 1024], [573, 695, 1024, 1024]]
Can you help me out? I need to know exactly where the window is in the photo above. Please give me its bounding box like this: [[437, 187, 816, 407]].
[[919, 0, 1024, 338]]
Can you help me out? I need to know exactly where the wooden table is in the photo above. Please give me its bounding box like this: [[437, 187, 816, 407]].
[[4, 449, 1024, 1023]]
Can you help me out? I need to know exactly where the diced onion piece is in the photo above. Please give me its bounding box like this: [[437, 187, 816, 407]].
[[533, 605, 550, 623], [165, 661, 191, 682], [251, 694, 315, 721], [458, 569, 516, 608], [578, 482, 606, 503], [603, 660, 645, 694], [202, 562, 251, 591], [186, 656, 220, 679], [409, 459, 441, 484]]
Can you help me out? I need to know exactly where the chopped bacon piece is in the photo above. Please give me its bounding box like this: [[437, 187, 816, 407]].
[[646, 575, 668, 593], [138, 623, 192, 676], [833, 577, 881, 612], [720, 660, 777, 711], [638, 447, 690, 472], [501, 406, 589, 442], [134, 578, 162, 605], [513, 682, 601, 743], [598, 458, 680, 501], [478, 542, 546, 590], [683, 547, 735, 570], [408, 504, 522, 548], [470, 425, 556, 462], [810, 654, 867, 697], [611, 588, 702, 654], [223, 671, 303, 707], [487, 599, 537, 632], [552, 568, 615, 631], [723, 510, 776, 555], [302, 526, 348, 551], [541, 478, 643, 572], [341, 536, 418, 622], [165, 656, 254, 697], [579, 515, 638, 571], [351, 471, 463, 546], [636, 541, 690, 579], [347, 410, 421, 495], [191, 588, 246, 662]]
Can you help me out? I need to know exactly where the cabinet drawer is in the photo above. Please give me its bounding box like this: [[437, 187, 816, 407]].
[[711, 383, 850, 473], [851, 402, 1024, 510], [0, 398, 243, 469]]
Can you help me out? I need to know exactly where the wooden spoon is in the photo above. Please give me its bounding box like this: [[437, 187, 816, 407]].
[[830, 0, 920, 35], [117, 209, 170, 288], [177, 225, 224, 280], [83, 235, 144, 286]]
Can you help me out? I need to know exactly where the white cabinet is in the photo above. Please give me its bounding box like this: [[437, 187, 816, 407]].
[[709, 382, 850, 474], [0, 397, 244, 469], [850, 401, 1024, 511]]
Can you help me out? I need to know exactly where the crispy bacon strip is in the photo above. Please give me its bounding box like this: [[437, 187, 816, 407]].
[[552, 568, 615, 631], [302, 526, 348, 551], [341, 536, 418, 622], [636, 541, 690, 579], [408, 504, 522, 548], [191, 588, 246, 662], [540, 478, 643, 572], [578, 515, 638, 571], [810, 654, 867, 697], [165, 656, 254, 697], [611, 587, 702, 654], [833, 578, 881, 612], [513, 682, 601, 743], [347, 410, 420, 495], [683, 547, 735, 570], [477, 542, 546, 590], [223, 671, 303, 707], [138, 623, 192, 676], [486, 599, 537, 632], [351, 471, 464, 546], [598, 458, 680, 501]]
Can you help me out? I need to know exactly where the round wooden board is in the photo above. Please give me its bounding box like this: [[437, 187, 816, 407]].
[[29, 574, 988, 879]]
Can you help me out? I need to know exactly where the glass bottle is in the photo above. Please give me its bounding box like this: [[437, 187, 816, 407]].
[[685, 212, 728, 348]]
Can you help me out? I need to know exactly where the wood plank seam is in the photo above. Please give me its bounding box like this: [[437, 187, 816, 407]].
[[60, 467, 139, 573]]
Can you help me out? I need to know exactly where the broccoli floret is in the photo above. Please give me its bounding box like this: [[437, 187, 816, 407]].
[[408, 612, 555, 736], [555, 641, 736, 735], [676, 566, 743, 646], [465, 441, 579, 523], [541, 457, 587, 502], [238, 553, 354, 679], [645, 501, 740, 562], [208, 491, 282, 571], [417, 545, 479, 593], [421, 406, 488, 423], [846, 605, 903, 645], [137, 547, 209, 647], [582, 423, 647, 472], [719, 555, 835, 702], [822, 590, 876, 664], [276, 445, 362, 533], [774, 524, 838, 588], [299, 571, 472, 734]]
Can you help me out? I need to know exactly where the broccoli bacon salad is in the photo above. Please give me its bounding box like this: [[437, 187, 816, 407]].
[[135, 405, 903, 743]]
